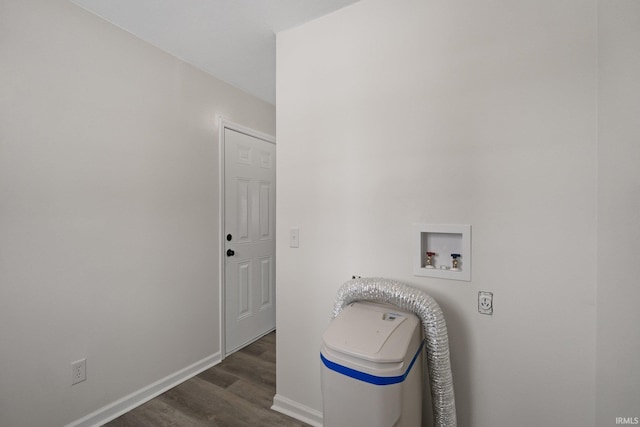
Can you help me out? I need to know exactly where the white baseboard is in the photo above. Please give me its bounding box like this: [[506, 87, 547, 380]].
[[66, 352, 222, 427], [272, 394, 323, 427]]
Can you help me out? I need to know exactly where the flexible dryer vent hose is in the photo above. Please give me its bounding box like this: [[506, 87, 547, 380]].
[[332, 277, 457, 427]]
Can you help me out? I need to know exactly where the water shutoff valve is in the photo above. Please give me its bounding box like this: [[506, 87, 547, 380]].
[[450, 253, 461, 271], [425, 251, 436, 269]]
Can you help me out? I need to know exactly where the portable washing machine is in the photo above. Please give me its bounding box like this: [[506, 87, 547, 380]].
[[320, 301, 423, 427]]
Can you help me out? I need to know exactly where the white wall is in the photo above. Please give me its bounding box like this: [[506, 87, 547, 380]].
[[597, 1, 640, 425], [0, 1, 275, 426], [276, 0, 598, 426]]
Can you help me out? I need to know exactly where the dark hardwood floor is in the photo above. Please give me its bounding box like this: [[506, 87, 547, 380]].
[[104, 332, 309, 427]]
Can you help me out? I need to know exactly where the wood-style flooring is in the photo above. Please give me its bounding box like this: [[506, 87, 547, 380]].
[[104, 332, 309, 427]]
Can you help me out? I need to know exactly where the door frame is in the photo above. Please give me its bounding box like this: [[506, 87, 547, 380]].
[[218, 117, 276, 359]]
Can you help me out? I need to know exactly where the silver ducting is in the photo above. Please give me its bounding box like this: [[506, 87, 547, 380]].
[[331, 277, 457, 427]]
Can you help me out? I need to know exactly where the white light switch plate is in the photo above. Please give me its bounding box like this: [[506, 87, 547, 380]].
[[289, 228, 299, 248]]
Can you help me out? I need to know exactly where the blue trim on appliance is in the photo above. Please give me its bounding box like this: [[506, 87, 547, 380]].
[[321, 341, 424, 386]]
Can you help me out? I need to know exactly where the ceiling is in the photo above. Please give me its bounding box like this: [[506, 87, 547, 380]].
[[71, 0, 360, 105]]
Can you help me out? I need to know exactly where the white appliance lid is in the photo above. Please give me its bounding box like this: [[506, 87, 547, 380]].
[[322, 302, 419, 363]]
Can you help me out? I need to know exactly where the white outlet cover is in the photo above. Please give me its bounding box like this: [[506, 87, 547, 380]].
[[71, 359, 87, 385], [478, 291, 493, 315]]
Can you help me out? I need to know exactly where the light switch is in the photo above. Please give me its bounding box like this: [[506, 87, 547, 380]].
[[289, 228, 300, 248]]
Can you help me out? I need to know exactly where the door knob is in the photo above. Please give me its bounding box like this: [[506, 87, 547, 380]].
[[226, 249, 235, 257]]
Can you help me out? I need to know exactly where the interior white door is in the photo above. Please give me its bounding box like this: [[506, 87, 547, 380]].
[[224, 128, 276, 354]]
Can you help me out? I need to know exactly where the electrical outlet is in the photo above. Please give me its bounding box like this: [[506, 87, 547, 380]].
[[71, 359, 86, 385], [478, 291, 493, 315]]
